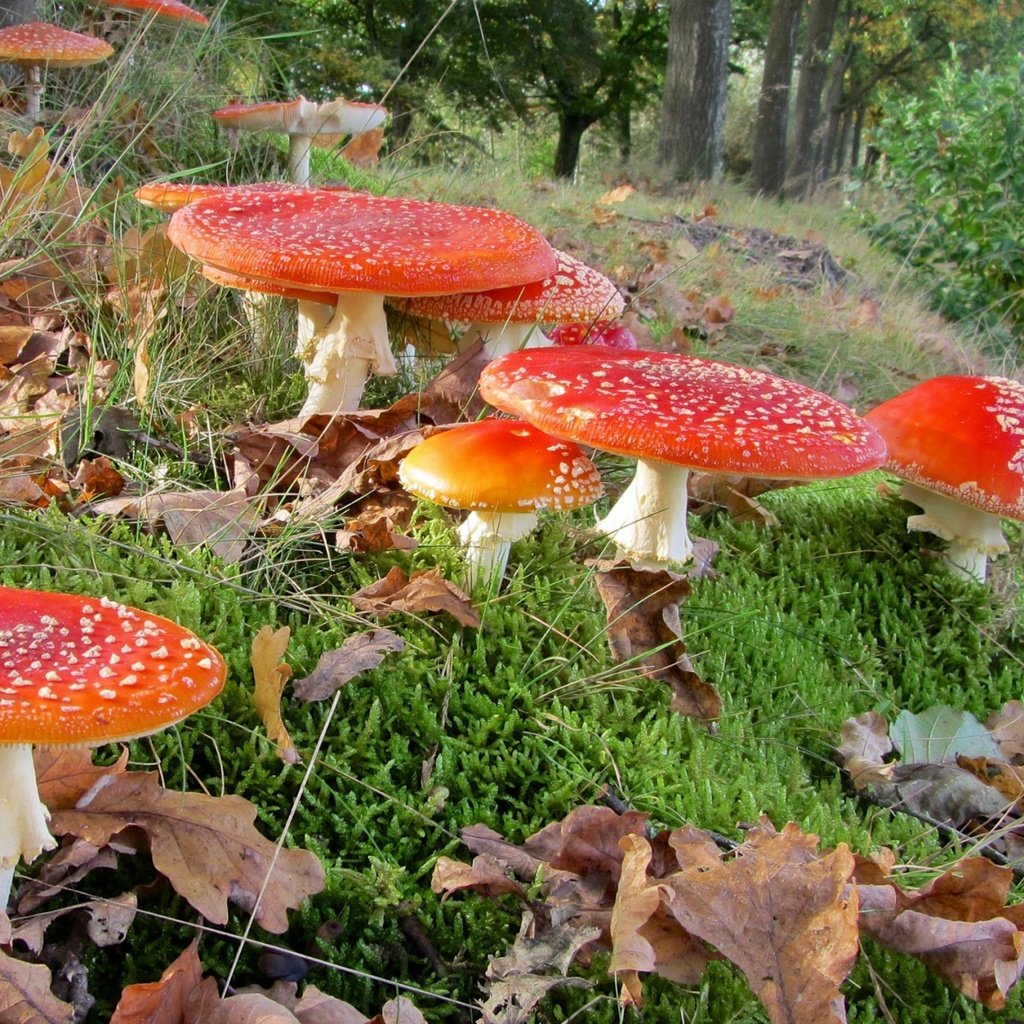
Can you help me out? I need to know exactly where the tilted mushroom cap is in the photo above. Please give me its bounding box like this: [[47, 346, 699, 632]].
[[98, 0, 209, 25], [201, 262, 337, 306], [399, 418, 602, 513], [0, 22, 113, 66], [0, 587, 226, 745], [392, 250, 623, 325], [479, 347, 887, 479], [212, 96, 387, 137], [866, 375, 1024, 521], [167, 186, 557, 296]]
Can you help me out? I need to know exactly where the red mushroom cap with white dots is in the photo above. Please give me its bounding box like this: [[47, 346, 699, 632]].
[[0, 588, 226, 746], [865, 375, 1024, 520], [399, 418, 602, 513], [167, 187, 557, 298], [212, 96, 387, 137], [479, 346, 887, 479], [99, 0, 209, 25], [392, 250, 623, 325], [0, 22, 113, 66], [549, 319, 638, 349]]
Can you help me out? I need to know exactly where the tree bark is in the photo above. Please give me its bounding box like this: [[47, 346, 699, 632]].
[[657, 0, 733, 181], [784, 0, 839, 198], [0, 0, 37, 86], [553, 111, 596, 180], [750, 0, 802, 197]]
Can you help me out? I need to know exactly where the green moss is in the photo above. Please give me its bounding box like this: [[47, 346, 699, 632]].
[[2, 465, 1022, 1021]]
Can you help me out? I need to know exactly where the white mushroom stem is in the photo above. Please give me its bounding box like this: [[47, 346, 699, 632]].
[[23, 64, 42, 120], [0, 744, 57, 909], [457, 509, 538, 591], [287, 133, 313, 185], [595, 459, 693, 569], [456, 322, 552, 360], [297, 292, 398, 416], [899, 481, 1008, 583]]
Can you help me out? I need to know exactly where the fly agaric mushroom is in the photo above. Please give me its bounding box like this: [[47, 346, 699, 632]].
[[865, 375, 1024, 582], [479, 347, 888, 568], [212, 96, 388, 185], [549, 319, 638, 349], [399, 418, 602, 589], [390, 250, 624, 360], [96, 0, 209, 26], [0, 22, 113, 119], [0, 586, 226, 907], [167, 186, 557, 415]]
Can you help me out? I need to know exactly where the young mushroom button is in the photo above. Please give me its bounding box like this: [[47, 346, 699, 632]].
[[0, 587, 226, 908], [399, 418, 602, 590], [166, 187, 558, 415], [866, 375, 1024, 582], [479, 347, 888, 569]]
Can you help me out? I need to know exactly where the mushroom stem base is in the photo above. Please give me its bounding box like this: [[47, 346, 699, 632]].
[[595, 459, 692, 569], [297, 293, 398, 416], [457, 509, 537, 591], [458, 322, 551, 360], [899, 481, 1008, 583], [0, 743, 56, 908]]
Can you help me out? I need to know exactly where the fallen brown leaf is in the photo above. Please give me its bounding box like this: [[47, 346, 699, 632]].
[[251, 625, 299, 764], [663, 821, 859, 1024], [110, 939, 205, 1024], [591, 560, 720, 722], [0, 948, 74, 1023], [350, 566, 480, 629], [291, 628, 405, 703], [50, 771, 325, 932]]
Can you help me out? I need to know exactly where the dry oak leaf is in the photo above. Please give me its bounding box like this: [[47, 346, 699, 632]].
[[836, 711, 895, 790], [291, 628, 404, 703], [49, 771, 325, 933], [291, 984, 369, 1023], [987, 701, 1024, 763], [0, 948, 73, 1023], [663, 820, 859, 1024], [338, 127, 385, 169], [110, 939, 204, 1024], [855, 858, 1024, 1009], [251, 625, 298, 764], [367, 997, 427, 1024], [608, 834, 668, 1006], [591, 560, 720, 723], [480, 919, 598, 1024], [34, 747, 129, 811], [350, 566, 480, 629], [431, 853, 528, 902]]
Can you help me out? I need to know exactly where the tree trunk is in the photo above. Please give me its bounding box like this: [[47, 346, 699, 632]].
[[553, 111, 595, 180], [657, 0, 733, 181], [0, 0, 37, 85], [816, 41, 852, 185], [750, 0, 802, 197], [784, 0, 839, 198]]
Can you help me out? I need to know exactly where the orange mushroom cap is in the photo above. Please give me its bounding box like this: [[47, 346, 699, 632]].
[[392, 250, 623, 325], [399, 418, 602, 513], [866, 375, 1024, 520], [0, 587, 226, 746], [0, 22, 113, 66], [166, 186, 557, 298], [200, 262, 337, 305]]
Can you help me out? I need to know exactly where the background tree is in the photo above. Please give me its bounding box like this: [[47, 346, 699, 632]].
[[750, 0, 802, 196], [658, 0, 733, 181]]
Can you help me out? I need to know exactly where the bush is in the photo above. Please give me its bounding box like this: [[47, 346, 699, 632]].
[[863, 49, 1024, 336]]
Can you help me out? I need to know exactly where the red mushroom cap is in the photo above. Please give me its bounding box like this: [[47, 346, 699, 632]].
[[399, 418, 602, 513], [479, 346, 887, 479], [200, 262, 337, 305], [98, 0, 209, 25], [0, 22, 113, 66], [0, 588, 226, 745], [167, 187, 557, 298], [391, 250, 623, 325], [866, 375, 1024, 520], [549, 319, 638, 349]]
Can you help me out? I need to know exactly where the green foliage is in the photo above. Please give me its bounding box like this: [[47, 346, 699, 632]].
[[863, 45, 1024, 336]]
